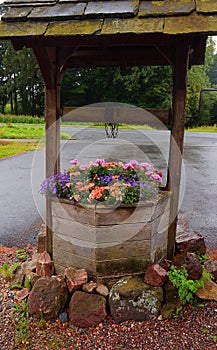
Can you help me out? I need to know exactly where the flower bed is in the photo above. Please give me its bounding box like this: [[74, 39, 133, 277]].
[[40, 159, 163, 206]]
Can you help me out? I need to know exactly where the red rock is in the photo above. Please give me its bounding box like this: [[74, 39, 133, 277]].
[[144, 263, 167, 286], [195, 279, 217, 301], [82, 281, 97, 293], [36, 251, 54, 277], [176, 230, 206, 254], [28, 276, 68, 320], [172, 252, 202, 280], [204, 259, 217, 280], [64, 267, 88, 293], [37, 224, 47, 253], [12, 259, 38, 286], [15, 288, 30, 302], [69, 291, 107, 327]]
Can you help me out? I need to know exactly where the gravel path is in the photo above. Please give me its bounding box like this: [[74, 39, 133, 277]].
[[0, 245, 216, 350]]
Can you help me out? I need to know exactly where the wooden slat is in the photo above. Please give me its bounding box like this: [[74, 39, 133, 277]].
[[62, 106, 171, 127]]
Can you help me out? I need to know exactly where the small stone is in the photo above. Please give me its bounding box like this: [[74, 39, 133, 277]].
[[144, 263, 167, 286], [59, 311, 68, 323], [96, 283, 109, 297], [15, 288, 30, 303], [82, 281, 97, 293], [12, 259, 38, 286], [64, 267, 88, 293], [195, 279, 217, 301], [36, 252, 54, 277]]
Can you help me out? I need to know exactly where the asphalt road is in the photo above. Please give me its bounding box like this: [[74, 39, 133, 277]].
[[0, 128, 217, 249]]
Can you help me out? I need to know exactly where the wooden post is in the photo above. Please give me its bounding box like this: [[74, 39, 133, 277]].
[[167, 41, 190, 260]]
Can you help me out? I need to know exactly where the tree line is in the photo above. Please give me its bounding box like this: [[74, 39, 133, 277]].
[[0, 38, 217, 126]]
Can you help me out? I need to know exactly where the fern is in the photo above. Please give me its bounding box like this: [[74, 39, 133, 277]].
[[167, 265, 213, 305], [0, 262, 19, 280]]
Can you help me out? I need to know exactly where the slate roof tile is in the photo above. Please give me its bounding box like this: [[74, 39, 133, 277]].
[[1, 0, 217, 36]]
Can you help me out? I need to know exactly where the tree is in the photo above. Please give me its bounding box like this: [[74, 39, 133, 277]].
[[1, 42, 44, 116]]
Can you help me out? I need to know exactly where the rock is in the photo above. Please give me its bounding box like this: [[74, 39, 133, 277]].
[[109, 278, 163, 323], [64, 267, 88, 293], [12, 259, 38, 286], [69, 291, 107, 327], [15, 288, 30, 303], [195, 279, 217, 301], [164, 280, 179, 302], [204, 259, 217, 280], [37, 224, 47, 253], [144, 263, 167, 286], [59, 311, 68, 323], [176, 230, 206, 254], [96, 283, 109, 297], [82, 281, 97, 293], [36, 252, 55, 278], [25, 272, 40, 287], [161, 301, 182, 319], [28, 276, 68, 320], [172, 252, 202, 280]]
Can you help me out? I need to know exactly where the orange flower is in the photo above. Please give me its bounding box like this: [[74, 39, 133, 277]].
[[89, 186, 108, 199]]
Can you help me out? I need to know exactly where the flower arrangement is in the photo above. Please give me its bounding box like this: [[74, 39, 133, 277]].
[[40, 159, 163, 206]]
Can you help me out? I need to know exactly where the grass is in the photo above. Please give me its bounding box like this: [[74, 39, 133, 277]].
[[0, 125, 72, 140], [0, 125, 44, 139], [0, 140, 44, 159], [186, 125, 217, 132]]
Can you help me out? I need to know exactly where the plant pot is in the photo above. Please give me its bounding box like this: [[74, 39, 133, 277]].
[[51, 191, 171, 284]]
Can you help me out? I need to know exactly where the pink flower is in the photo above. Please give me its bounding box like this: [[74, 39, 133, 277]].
[[70, 159, 78, 166], [95, 159, 105, 165], [140, 162, 152, 170], [80, 165, 87, 171]]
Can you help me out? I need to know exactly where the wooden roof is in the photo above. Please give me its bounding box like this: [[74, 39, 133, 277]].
[[1, 0, 216, 67]]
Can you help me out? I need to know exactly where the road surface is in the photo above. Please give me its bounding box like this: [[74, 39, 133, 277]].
[[0, 128, 216, 249]]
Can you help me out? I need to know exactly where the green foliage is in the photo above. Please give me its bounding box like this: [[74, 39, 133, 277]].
[[11, 299, 31, 349], [0, 140, 43, 159], [195, 253, 209, 264], [16, 249, 27, 260], [0, 114, 44, 124], [0, 125, 44, 139], [12, 299, 29, 319], [1, 41, 44, 116], [61, 66, 172, 110], [11, 283, 23, 290], [167, 265, 213, 305], [0, 262, 19, 280], [24, 276, 32, 291]]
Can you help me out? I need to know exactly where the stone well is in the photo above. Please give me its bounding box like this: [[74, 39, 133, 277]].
[[51, 191, 170, 284]]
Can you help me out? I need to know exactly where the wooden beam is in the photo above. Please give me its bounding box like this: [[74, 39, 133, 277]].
[[39, 48, 62, 256], [167, 42, 190, 260], [33, 47, 56, 89]]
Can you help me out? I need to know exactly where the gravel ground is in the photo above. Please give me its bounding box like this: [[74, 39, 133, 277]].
[[0, 245, 217, 350]]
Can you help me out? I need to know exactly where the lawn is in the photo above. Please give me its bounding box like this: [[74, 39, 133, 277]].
[[0, 125, 44, 139], [186, 125, 217, 132], [0, 125, 72, 140], [0, 140, 44, 159]]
